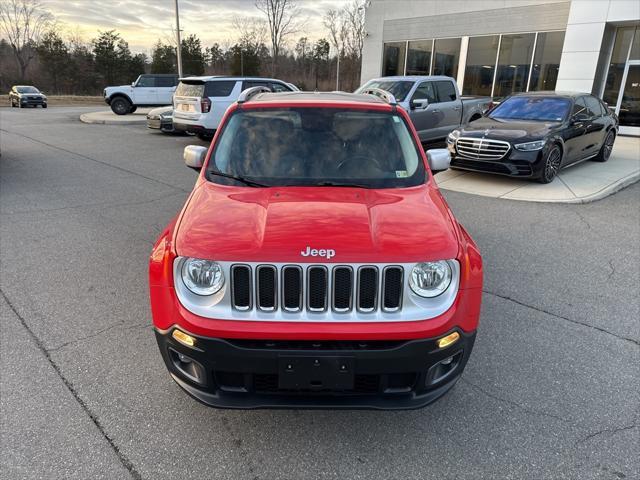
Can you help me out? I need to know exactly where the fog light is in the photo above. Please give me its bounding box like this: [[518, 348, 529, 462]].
[[437, 331, 460, 349], [172, 329, 196, 347], [168, 348, 206, 385]]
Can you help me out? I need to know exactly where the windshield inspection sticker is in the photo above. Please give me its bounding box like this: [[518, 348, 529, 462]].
[[395, 170, 408, 178]]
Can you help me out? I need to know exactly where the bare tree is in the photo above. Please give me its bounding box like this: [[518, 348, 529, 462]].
[[0, 0, 53, 80], [343, 0, 366, 60], [232, 15, 268, 50], [323, 9, 347, 89], [255, 0, 301, 75]]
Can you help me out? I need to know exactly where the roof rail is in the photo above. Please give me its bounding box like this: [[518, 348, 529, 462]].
[[237, 86, 272, 104], [360, 87, 397, 106]]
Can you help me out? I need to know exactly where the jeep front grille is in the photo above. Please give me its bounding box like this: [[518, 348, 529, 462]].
[[230, 264, 404, 314], [455, 137, 510, 160]]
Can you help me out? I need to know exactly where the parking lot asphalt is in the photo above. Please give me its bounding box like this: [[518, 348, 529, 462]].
[[1, 107, 638, 480]]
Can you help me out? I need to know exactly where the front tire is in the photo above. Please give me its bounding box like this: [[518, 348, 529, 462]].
[[593, 130, 615, 162], [110, 97, 131, 115], [537, 145, 562, 184], [129, 106, 137, 113], [42, 104, 47, 108]]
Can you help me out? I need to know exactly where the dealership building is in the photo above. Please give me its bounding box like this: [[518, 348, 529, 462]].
[[361, 0, 640, 135]]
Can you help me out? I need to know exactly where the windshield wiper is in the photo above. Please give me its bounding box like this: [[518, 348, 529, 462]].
[[313, 181, 372, 188], [208, 169, 268, 187]]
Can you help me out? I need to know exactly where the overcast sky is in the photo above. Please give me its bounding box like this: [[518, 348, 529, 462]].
[[41, 0, 347, 54]]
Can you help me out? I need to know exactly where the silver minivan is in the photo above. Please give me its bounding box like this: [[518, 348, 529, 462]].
[[173, 76, 297, 139]]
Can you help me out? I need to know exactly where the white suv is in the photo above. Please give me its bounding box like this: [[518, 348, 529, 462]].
[[173, 76, 297, 139], [104, 74, 179, 115]]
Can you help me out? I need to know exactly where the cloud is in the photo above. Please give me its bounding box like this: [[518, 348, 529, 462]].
[[41, 0, 347, 53]]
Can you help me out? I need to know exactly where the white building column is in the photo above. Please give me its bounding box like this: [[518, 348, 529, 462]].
[[556, 0, 611, 93]]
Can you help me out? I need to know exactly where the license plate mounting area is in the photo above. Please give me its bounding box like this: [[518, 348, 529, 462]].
[[278, 356, 355, 391]]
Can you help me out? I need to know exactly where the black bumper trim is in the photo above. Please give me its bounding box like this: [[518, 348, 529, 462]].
[[155, 328, 476, 410]]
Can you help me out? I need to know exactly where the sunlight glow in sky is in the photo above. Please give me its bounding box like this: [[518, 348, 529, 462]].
[[42, 0, 347, 54]]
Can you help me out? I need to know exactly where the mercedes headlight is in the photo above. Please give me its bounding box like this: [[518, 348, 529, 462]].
[[514, 140, 546, 151], [447, 130, 461, 143], [409, 261, 452, 298], [181, 258, 224, 296]]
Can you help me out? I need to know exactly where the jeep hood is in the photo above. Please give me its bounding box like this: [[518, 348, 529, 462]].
[[174, 183, 459, 263]]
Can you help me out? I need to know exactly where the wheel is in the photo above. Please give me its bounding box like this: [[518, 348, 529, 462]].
[[110, 97, 131, 115], [537, 145, 562, 184], [42, 104, 47, 108], [129, 106, 137, 113], [592, 130, 615, 162], [469, 114, 482, 123]]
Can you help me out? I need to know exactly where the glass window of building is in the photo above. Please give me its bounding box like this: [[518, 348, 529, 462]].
[[602, 27, 636, 106], [382, 42, 407, 76], [619, 64, 640, 127], [528, 31, 565, 92], [462, 35, 500, 96], [406, 40, 432, 75], [432, 38, 461, 78], [493, 33, 536, 99], [630, 26, 640, 60]]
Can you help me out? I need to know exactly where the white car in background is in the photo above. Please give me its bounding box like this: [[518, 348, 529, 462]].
[[104, 74, 179, 115], [173, 76, 298, 139]]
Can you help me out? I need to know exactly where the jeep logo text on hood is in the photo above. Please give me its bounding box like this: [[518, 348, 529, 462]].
[[300, 246, 335, 259]]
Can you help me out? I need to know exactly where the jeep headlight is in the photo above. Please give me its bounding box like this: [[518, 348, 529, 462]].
[[447, 130, 461, 143], [181, 258, 224, 296], [514, 140, 546, 151], [409, 261, 452, 298]]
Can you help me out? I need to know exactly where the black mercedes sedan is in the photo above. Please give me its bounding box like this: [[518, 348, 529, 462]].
[[447, 92, 619, 183]]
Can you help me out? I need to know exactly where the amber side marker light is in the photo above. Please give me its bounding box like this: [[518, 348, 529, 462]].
[[437, 332, 460, 349], [172, 329, 196, 348]]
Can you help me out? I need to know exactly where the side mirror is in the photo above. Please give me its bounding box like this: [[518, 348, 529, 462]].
[[131, 82, 136, 87], [426, 148, 451, 174], [184, 145, 208, 170], [411, 99, 429, 110]]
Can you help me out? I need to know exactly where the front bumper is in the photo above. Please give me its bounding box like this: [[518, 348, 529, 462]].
[[155, 327, 476, 409], [20, 97, 46, 106], [447, 142, 545, 178]]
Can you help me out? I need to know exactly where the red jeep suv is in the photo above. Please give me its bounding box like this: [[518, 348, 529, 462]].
[[149, 88, 483, 409]]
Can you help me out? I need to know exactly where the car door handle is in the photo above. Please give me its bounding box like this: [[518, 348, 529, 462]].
[[431, 109, 440, 113], [453, 106, 461, 111]]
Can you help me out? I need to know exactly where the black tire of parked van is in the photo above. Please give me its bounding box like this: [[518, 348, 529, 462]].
[[129, 106, 137, 113], [537, 145, 562, 184], [593, 130, 615, 162], [110, 97, 131, 115]]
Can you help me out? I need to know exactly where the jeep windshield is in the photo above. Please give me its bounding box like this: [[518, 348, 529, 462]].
[[207, 108, 426, 189]]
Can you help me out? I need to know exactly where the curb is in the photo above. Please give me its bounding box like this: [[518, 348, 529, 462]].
[[80, 112, 148, 125], [439, 171, 640, 204]]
